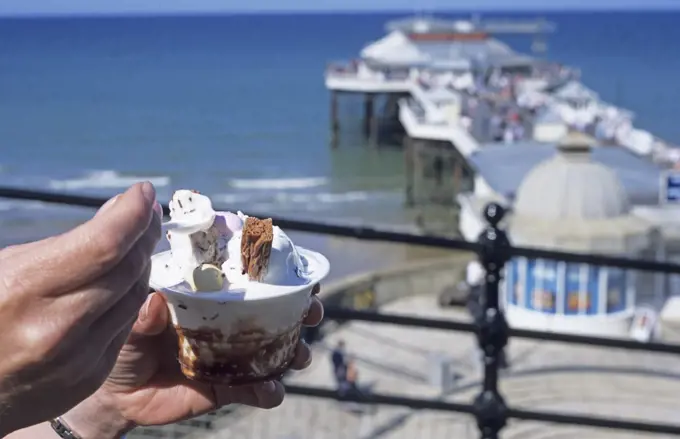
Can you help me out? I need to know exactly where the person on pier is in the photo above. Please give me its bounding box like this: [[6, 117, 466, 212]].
[[331, 339, 348, 388]]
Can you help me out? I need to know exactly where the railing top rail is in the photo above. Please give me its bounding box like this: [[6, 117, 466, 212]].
[[325, 308, 680, 355], [2, 186, 680, 274], [0, 186, 481, 251], [286, 385, 680, 436]]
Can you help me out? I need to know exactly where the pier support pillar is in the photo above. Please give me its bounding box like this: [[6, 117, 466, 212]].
[[406, 139, 469, 237], [452, 159, 462, 198], [411, 138, 427, 204], [363, 93, 378, 147], [404, 135, 415, 206], [330, 91, 340, 149], [369, 108, 379, 148], [363, 93, 374, 137]]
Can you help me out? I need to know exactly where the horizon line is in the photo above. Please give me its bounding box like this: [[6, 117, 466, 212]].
[[0, 7, 679, 19]]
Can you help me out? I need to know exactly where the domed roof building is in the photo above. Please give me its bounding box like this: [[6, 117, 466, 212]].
[[514, 133, 628, 220], [502, 132, 657, 337], [509, 132, 652, 255], [457, 131, 667, 338]]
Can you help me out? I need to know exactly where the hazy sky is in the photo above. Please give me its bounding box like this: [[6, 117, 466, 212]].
[[0, 0, 677, 16]]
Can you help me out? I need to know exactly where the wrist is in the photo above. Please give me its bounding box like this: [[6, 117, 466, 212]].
[[60, 391, 134, 439]]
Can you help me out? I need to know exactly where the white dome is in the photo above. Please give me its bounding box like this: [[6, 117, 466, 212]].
[[514, 133, 630, 220]]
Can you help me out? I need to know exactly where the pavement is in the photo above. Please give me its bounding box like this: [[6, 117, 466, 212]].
[[184, 295, 680, 439]]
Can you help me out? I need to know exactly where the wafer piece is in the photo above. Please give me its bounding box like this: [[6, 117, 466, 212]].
[[240, 217, 274, 281]]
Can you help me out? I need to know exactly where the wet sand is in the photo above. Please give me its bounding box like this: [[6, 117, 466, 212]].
[[189, 295, 680, 439]]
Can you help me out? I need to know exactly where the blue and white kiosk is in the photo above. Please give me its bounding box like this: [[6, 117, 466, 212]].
[[502, 133, 656, 337]]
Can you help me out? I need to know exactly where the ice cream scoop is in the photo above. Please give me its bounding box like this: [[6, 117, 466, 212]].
[[263, 227, 306, 284], [163, 190, 216, 234]]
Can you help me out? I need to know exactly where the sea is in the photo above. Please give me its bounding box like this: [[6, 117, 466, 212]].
[[1, 11, 679, 278]]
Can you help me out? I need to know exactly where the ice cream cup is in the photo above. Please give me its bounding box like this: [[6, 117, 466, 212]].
[[149, 246, 330, 385]]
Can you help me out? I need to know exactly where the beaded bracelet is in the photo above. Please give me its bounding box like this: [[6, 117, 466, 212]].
[[50, 417, 81, 439], [50, 417, 127, 439]]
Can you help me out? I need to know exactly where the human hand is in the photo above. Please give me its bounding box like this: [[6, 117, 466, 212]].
[[60, 285, 324, 439], [0, 182, 162, 436]]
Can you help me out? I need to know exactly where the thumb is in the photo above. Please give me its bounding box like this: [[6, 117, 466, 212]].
[[132, 293, 169, 337], [13, 182, 159, 295]]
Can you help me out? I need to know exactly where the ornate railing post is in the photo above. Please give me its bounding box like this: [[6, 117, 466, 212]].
[[474, 203, 511, 439]]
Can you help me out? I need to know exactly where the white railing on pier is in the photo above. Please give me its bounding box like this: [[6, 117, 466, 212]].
[[325, 72, 412, 93], [327, 59, 680, 167], [325, 63, 413, 93], [537, 81, 680, 163], [409, 85, 452, 118], [398, 98, 480, 157]]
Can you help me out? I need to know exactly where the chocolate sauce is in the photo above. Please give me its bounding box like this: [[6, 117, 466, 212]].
[[173, 323, 301, 385]]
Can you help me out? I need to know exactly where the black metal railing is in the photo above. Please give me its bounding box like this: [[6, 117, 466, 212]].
[[3, 186, 680, 438]]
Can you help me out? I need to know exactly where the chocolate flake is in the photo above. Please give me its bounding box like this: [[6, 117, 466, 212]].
[[240, 217, 274, 282]]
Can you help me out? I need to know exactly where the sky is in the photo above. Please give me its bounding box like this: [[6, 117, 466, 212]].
[[0, 0, 678, 16]]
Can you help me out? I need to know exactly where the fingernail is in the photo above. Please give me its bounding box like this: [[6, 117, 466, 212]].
[[261, 381, 277, 394], [153, 201, 163, 219], [139, 294, 155, 322], [140, 181, 156, 204]]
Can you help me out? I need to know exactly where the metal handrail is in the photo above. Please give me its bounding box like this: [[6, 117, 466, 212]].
[[3, 186, 680, 437], [324, 308, 680, 355], [1, 186, 679, 274], [285, 385, 680, 436]]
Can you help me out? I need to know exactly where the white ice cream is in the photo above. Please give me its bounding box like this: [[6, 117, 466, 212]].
[[166, 190, 229, 276], [165, 190, 307, 292]]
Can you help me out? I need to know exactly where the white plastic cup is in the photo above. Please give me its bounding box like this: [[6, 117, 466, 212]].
[[149, 246, 330, 385]]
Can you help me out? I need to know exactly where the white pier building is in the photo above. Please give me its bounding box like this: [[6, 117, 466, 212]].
[[458, 132, 680, 340]]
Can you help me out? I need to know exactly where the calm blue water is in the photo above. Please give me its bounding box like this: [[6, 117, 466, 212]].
[[1, 12, 680, 249]]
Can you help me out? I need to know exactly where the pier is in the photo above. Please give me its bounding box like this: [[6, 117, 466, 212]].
[[324, 15, 680, 235]]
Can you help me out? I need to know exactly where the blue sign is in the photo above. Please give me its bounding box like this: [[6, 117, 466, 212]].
[[526, 260, 557, 313], [664, 172, 680, 203], [505, 258, 630, 316]]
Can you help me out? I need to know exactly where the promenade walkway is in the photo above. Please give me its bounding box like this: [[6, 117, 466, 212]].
[[190, 295, 680, 439]]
